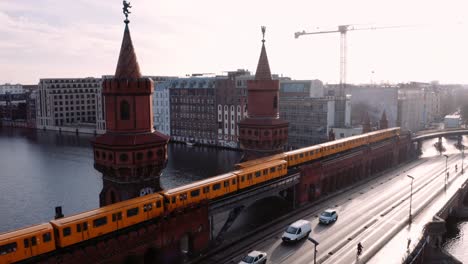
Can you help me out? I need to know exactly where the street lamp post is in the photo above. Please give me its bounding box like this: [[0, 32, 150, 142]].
[[307, 237, 319, 264], [444, 154, 449, 188], [407, 175, 414, 224]]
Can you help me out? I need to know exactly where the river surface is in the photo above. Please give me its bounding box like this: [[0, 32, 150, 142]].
[[0, 127, 242, 233]]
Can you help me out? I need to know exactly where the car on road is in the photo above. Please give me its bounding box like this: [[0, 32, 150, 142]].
[[281, 219, 312, 242], [239, 250, 267, 264], [319, 209, 338, 225]]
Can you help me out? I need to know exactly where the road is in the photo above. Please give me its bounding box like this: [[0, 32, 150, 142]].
[[218, 153, 465, 264]]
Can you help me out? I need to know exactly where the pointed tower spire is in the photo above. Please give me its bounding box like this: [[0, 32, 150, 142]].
[[379, 110, 388, 129], [114, 24, 142, 79], [255, 26, 272, 80]]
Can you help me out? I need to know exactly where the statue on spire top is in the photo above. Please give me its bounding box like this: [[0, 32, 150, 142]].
[[261, 26, 266, 42], [123, 1, 132, 23]]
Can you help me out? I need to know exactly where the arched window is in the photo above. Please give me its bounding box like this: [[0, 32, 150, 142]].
[[120, 100, 130, 120], [273, 96, 278, 109]]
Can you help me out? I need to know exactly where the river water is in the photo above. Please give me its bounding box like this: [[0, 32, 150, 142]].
[[0, 127, 241, 233]]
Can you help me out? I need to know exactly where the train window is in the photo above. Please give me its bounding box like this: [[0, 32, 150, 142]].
[[191, 189, 200, 197], [43, 232, 52, 242], [255, 171, 261, 178], [83, 222, 88, 231], [232, 179, 236, 184], [180, 193, 187, 200], [112, 213, 122, 222], [24, 238, 29, 248], [63, 227, 71, 237], [0, 242, 17, 254], [270, 167, 276, 173], [213, 183, 221, 190], [263, 169, 268, 175], [224, 181, 229, 187], [156, 201, 162, 208], [77, 224, 82, 232], [241, 176, 245, 182], [203, 186, 210, 194], [93, 217, 108, 227], [31, 237, 37, 246], [300, 153, 304, 158], [171, 196, 176, 203], [247, 174, 252, 180], [144, 203, 153, 212], [309, 151, 313, 155], [127, 207, 139, 217]]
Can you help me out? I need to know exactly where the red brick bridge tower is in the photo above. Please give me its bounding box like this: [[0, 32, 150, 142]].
[[92, 18, 169, 206], [239, 27, 289, 161]]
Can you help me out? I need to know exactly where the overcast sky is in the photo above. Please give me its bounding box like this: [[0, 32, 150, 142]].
[[1, 0, 467, 85]]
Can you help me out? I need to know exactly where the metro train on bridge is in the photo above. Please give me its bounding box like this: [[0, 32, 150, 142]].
[[0, 128, 400, 263]]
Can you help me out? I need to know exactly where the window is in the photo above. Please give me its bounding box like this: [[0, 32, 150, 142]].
[[156, 201, 162, 208], [43, 233, 52, 242], [270, 167, 276, 173], [119, 153, 128, 162], [171, 196, 176, 203], [112, 212, 122, 222], [24, 239, 29, 248], [63, 227, 71, 237], [241, 176, 245, 182], [224, 181, 229, 187], [147, 151, 154, 158], [136, 152, 143, 160], [127, 207, 139, 217], [0, 242, 17, 254], [203, 186, 210, 194], [232, 179, 236, 185], [191, 189, 200, 197], [76, 224, 81, 232], [93, 217, 107, 227], [144, 203, 153, 212], [255, 171, 261, 178], [213, 183, 221, 190], [31, 237, 37, 246], [120, 100, 130, 120]]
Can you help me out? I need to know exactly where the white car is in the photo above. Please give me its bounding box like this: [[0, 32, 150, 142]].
[[239, 250, 267, 264], [319, 209, 338, 225]]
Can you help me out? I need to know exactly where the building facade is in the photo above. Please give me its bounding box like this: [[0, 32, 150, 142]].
[[153, 81, 172, 136], [169, 77, 217, 145], [36, 78, 103, 133], [0, 84, 24, 94]]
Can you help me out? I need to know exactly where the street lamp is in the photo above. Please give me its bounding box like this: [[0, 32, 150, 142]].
[[444, 154, 449, 188], [307, 237, 319, 264], [407, 175, 414, 224]]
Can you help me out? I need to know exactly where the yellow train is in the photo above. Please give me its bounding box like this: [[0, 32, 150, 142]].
[[0, 128, 399, 263]]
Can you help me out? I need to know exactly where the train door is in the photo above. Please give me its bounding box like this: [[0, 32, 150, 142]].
[[77, 221, 90, 241], [23, 236, 38, 258], [223, 180, 231, 193], [112, 212, 123, 229]]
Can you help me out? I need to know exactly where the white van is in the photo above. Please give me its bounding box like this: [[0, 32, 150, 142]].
[[281, 219, 312, 242]]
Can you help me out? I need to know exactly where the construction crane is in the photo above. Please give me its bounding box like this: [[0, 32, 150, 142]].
[[295, 24, 406, 90]]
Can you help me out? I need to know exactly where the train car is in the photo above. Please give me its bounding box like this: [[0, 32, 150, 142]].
[[285, 145, 322, 167], [368, 127, 400, 144], [50, 194, 164, 248], [162, 173, 238, 213], [0, 223, 55, 264], [234, 153, 287, 170], [236, 160, 288, 189]]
